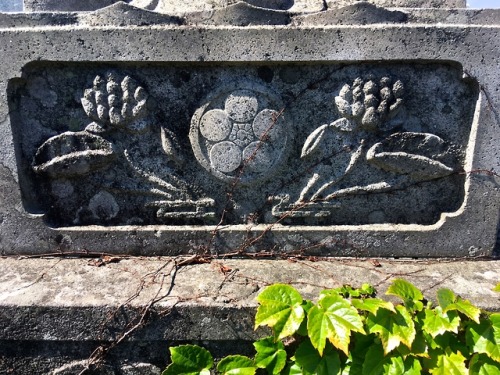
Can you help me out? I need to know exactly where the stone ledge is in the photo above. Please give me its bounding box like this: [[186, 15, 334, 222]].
[[0, 257, 498, 373]]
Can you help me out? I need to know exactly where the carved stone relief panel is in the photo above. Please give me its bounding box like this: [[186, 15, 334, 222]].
[[8, 62, 477, 227]]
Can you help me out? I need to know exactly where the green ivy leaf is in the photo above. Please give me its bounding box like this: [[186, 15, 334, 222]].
[[444, 297, 481, 323], [386, 279, 424, 302], [493, 283, 500, 293], [360, 283, 376, 296], [466, 313, 500, 362], [362, 343, 390, 375], [385, 355, 422, 375], [297, 300, 314, 336], [436, 289, 456, 310], [469, 353, 500, 375], [422, 306, 460, 338], [352, 298, 396, 315], [409, 332, 430, 358], [428, 349, 467, 375], [163, 345, 213, 375], [255, 284, 304, 339], [401, 356, 423, 375], [346, 332, 378, 375], [361, 343, 422, 375], [307, 292, 365, 355], [282, 362, 303, 375], [162, 363, 210, 375], [366, 305, 416, 354], [294, 339, 341, 375], [216, 355, 257, 375], [253, 337, 287, 374]]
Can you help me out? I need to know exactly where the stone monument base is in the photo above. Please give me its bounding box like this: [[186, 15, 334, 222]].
[[1, 256, 498, 374]]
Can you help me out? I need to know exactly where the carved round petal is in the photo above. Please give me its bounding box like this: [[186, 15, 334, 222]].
[[109, 106, 123, 125], [106, 80, 120, 95], [351, 101, 365, 118], [200, 109, 232, 142], [95, 90, 106, 106], [209, 141, 242, 173], [93, 75, 105, 90], [378, 100, 389, 116], [81, 96, 98, 121], [352, 86, 363, 101], [97, 104, 109, 121], [134, 86, 148, 102], [225, 90, 259, 122], [121, 75, 136, 94], [389, 98, 403, 114], [361, 107, 380, 129], [121, 102, 133, 118], [379, 76, 392, 88], [242, 141, 275, 173], [364, 94, 379, 108], [393, 80, 405, 98], [252, 109, 285, 144], [334, 97, 352, 117], [108, 94, 120, 108], [380, 87, 393, 101], [363, 80, 378, 95], [339, 84, 352, 102], [132, 100, 147, 118]]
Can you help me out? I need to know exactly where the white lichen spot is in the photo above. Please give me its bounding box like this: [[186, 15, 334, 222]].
[[88, 191, 119, 221]]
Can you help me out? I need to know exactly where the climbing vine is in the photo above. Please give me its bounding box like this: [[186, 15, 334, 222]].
[[162, 279, 500, 374]]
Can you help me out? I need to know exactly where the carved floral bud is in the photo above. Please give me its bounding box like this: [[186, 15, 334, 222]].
[[334, 76, 405, 131], [81, 72, 149, 133], [363, 80, 378, 95]]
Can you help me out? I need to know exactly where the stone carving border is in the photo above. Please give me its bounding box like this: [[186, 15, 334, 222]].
[[0, 24, 498, 257]]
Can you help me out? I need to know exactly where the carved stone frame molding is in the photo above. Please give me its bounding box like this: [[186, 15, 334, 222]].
[[0, 24, 498, 257]]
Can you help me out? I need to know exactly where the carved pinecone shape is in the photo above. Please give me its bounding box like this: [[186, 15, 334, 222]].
[[334, 76, 404, 130], [81, 72, 149, 133]]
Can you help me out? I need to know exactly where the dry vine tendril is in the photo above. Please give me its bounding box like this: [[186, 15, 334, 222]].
[[162, 279, 500, 375]]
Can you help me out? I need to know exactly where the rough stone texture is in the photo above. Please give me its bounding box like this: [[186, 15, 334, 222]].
[[0, 6, 498, 257], [24, 0, 122, 12], [0, 256, 498, 373], [0, 4, 499, 375], [327, 0, 466, 8], [23, 0, 468, 13]]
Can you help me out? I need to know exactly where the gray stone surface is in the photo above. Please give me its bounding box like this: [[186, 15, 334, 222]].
[[23, 0, 468, 13], [0, 256, 498, 373], [327, 0, 466, 8], [24, 0, 122, 12], [0, 6, 498, 257]]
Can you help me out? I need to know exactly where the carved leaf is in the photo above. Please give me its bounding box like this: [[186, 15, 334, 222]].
[[367, 133, 455, 180], [32, 131, 116, 178], [301, 123, 329, 158], [301, 119, 354, 159]]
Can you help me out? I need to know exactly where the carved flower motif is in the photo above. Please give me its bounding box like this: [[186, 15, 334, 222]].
[[194, 89, 287, 180], [334, 76, 404, 131], [81, 72, 149, 134]]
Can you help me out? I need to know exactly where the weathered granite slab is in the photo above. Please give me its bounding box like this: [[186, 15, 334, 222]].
[[327, 0, 466, 8], [0, 4, 499, 257], [23, 0, 467, 13], [24, 0, 122, 12], [0, 257, 498, 373]]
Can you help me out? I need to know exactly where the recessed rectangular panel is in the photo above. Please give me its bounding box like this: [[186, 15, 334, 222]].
[[9, 62, 477, 228]]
